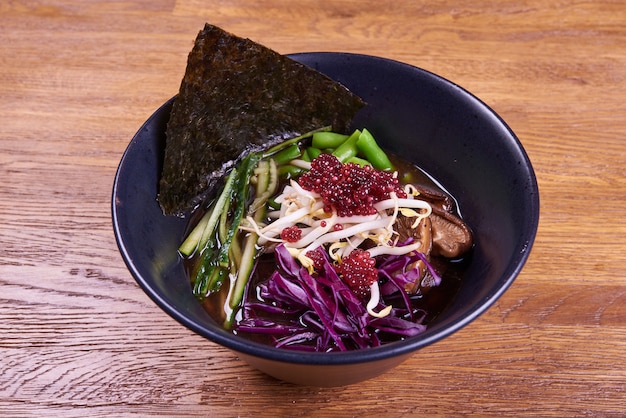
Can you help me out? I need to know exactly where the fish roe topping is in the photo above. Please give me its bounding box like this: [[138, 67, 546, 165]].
[[305, 248, 326, 271], [280, 225, 302, 243], [335, 249, 378, 298], [298, 154, 406, 217]]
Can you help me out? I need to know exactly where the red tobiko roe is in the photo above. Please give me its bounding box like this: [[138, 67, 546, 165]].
[[280, 225, 302, 243], [336, 249, 378, 298], [298, 153, 407, 217], [305, 249, 326, 271]]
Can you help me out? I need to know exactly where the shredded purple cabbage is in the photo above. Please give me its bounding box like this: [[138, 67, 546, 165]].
[[234, 244, 438, 352]]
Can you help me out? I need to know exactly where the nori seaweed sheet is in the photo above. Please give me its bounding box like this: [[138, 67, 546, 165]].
[[158, 24, 366, 216]]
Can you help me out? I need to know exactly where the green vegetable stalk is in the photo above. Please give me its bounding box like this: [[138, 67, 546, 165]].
[[178, 168, 238, 257], [223, 159, 278, 329], [262, 126, 330, 157], [312, 131, 349, 149], [272, 144, 301, 165], [303, 146, 322, 161], [332, 129, 361, 163], [356, 128, 394, 171], [188, 154, 259, 297]]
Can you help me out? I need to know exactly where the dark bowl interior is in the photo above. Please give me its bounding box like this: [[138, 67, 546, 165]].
[[112, 52, 539, 386]]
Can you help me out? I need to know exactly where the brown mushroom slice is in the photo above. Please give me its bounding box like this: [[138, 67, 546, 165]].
[[393, 215, 433, 294], [413, 184, 455, 214], [395, 213, 432, 249], [430, 208, 473, 258]]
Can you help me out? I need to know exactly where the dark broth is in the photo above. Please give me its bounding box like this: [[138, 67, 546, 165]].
[[185, 153, 472, 346]]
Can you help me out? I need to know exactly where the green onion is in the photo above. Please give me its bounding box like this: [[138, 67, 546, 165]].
[[192, 244, 217, 296], [347, 156, 372, 167], [272, 144, 301, 165], [332, 129, 361, 163], [216, 154, 259, 267], [263, 126, 331, 157], [267, 198, 281, 210], [179, 168, 238, 257], [278, 165, 303, 179], [305, 146, 322, 161], [189, 154, 260, 297], [224, 158, 278, 329], [312, 131, 349, 149], [356, 128, 394, 171], [178, 204, 214, 257]]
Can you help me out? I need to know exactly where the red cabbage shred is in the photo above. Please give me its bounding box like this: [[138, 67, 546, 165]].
[[234, 244, 430, 352]]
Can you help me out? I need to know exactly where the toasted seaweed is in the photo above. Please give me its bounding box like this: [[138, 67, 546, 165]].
[[158, 24, 366, 216]]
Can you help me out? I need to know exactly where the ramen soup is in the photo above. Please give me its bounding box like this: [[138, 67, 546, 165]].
[[181, 129, 473, 352]]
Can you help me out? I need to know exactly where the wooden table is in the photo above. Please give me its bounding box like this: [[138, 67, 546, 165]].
[[2, 1, 625, 415]]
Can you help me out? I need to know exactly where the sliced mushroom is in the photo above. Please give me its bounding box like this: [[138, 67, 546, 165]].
[[395, 213, 432, 250], [413, 184, 455, 214], [393, 214, 433, 294], [430, 207, 473, 258]]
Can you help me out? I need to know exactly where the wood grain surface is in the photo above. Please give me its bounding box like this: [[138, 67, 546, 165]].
[[1, 0, 625, 416]]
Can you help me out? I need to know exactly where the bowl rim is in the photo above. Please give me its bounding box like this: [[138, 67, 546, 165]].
[[112, 52, 540, 365]]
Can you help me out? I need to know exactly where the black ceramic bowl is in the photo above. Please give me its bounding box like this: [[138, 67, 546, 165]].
[[112, 53, 539, 387]]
